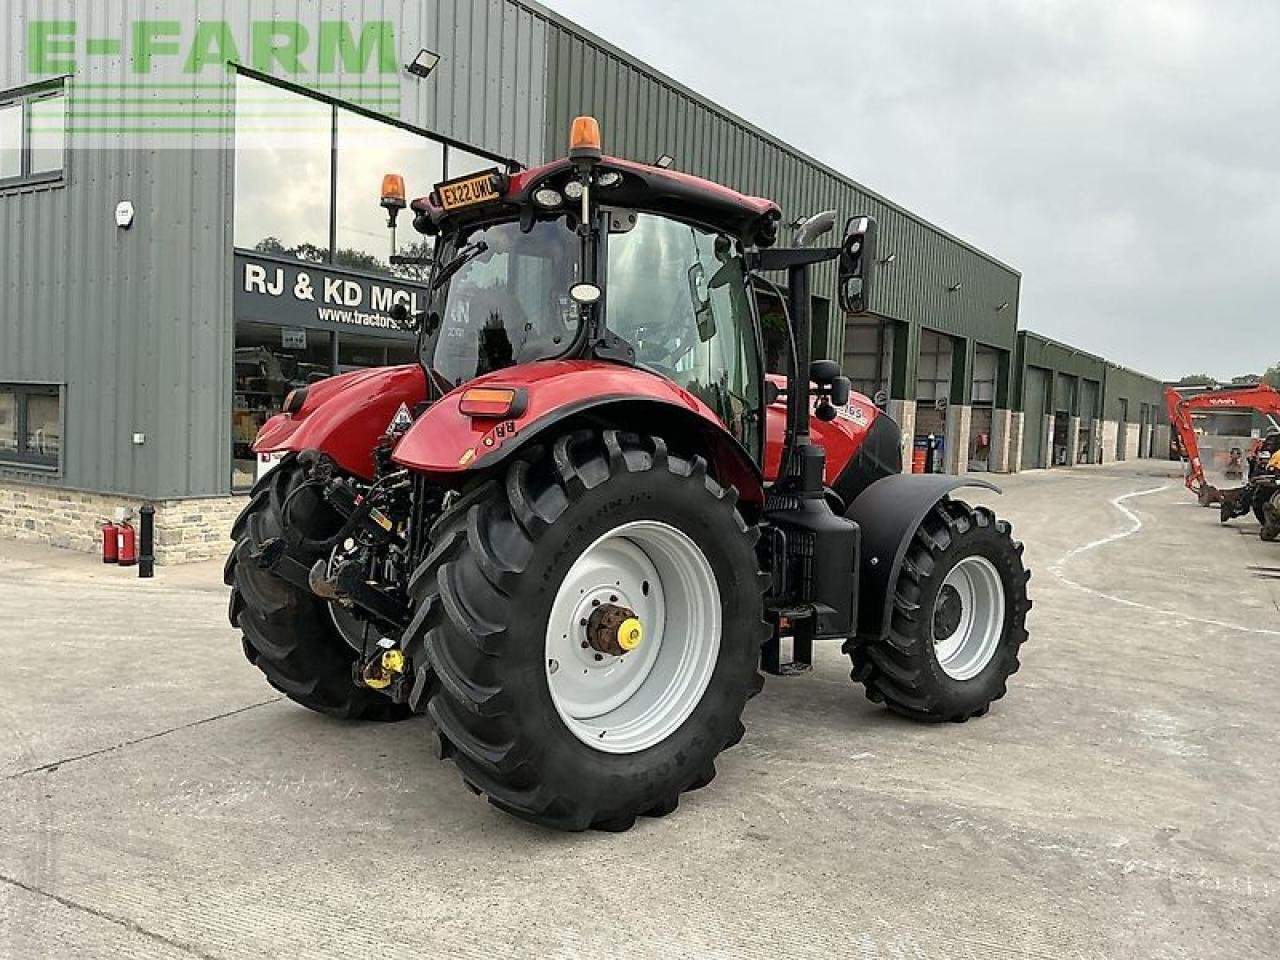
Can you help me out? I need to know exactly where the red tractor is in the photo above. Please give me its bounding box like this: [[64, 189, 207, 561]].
[[226, 118, 1031, 831]]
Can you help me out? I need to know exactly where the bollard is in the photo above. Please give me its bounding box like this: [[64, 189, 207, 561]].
[[138, 503, 155, 578]]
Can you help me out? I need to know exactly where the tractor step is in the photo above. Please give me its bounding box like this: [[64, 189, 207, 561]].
[[761, 610, 814, 676]]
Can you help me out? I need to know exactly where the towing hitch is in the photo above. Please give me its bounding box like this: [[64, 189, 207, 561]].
[[306, 558, 410, 630]]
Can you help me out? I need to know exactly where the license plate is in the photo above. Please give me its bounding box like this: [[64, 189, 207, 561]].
[[436, 170, 499, 211]]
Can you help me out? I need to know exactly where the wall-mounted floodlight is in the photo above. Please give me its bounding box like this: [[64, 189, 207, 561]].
[[948, 282, 963, 292], [653, 154, 674, 169], [407, 48, 441, 79], [879, 252, 896, 265], [996, 301, 1010, 311]]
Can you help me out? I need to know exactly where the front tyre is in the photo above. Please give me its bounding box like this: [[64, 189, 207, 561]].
[[225, 455, 410, 721], [848, 498, 1031, 723], [401, 430, 767, 831]]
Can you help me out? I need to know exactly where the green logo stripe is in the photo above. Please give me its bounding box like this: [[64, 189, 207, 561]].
[[71, 96, 401, 104], [71, 81, 402, 90], [67, 112, 397, 119]]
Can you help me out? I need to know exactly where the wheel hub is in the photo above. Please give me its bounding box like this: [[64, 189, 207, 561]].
[[586, 603, 643, 656], [931, 555, 1006, 682], [932, 585, 963, 640]]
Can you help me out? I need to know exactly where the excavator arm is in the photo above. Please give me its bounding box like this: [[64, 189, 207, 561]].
[[1165, 384, 1280, 505]]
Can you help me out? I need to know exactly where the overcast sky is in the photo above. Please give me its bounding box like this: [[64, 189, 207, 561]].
[[542, 0, 1278, 381]]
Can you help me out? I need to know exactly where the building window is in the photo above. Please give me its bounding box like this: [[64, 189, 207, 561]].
[[234, 72, 487, 281], [0, 83, 66, 187], [233, 74, 333, 262], [334, 107, 443, 274], [232, 322, 335, 490], [0, 384, 62, 469]]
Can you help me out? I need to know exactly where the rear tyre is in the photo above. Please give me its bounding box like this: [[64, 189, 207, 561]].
[[847, 498, 1030, 723], [400, 430, 766, 831], [225, 455, 410, 721]]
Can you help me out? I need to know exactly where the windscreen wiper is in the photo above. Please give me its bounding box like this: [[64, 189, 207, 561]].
[[431, 241, 488, 291]]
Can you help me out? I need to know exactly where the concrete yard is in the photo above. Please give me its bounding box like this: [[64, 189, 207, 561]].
[[2, 461, 1278, 960]]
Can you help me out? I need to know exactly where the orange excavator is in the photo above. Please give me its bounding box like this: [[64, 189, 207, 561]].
[[1164, 384, 1280, 508]]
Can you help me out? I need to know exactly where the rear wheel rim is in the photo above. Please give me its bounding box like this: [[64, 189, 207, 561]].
[[931, 555, 1005, 681], [545, 520, 721, 754]]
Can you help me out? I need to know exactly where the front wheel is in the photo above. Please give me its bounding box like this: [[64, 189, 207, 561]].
[[401, 430, 767, 831], [225, 455, 411, 721], [847, 498, 1031, 722]]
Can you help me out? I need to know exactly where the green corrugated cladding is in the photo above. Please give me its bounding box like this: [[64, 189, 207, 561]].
[[1015, 331, 1108, 420], [0, 0, 1020, 499], [1103, 364, 1167, 425], [535, 6, 1022, 366], [1015, 331, 1165, 425]]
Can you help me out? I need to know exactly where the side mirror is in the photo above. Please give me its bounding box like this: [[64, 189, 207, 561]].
[[838, 215, 877, 313], [687, 263, 716, 342]]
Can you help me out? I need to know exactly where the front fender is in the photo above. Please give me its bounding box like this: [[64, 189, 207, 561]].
[[253, 364, 427, 480], [846, 474, 1000, 639], [391, 360, 764, 504]]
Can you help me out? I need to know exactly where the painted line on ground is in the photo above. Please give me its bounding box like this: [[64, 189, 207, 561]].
[[1050, 483, 1280, 637]]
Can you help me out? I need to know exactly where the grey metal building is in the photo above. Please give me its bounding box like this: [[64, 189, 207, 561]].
[[0, 1, 1153, 560], [1014, 332, 1167, 470]]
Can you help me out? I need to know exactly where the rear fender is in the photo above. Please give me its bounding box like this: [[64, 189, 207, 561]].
[[252, 364, 427, 480], [391, 360, 764, 505], [846, 474, 1000, 640]]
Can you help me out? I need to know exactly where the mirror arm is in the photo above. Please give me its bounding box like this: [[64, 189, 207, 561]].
[[748, 246, 841, 272]]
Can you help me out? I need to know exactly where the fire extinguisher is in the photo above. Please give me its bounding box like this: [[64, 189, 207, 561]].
[[101, 521, 120, 564], [118, 522, 138, 567]]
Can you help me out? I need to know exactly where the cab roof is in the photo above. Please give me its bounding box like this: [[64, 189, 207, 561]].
[[411, 156, 781, 248]]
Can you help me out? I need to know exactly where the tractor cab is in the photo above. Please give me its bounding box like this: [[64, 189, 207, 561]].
[[379, 117, 880, 484], [392, 117, 786, 461]]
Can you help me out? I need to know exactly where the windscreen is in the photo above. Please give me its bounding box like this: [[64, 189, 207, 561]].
[[422, 218, 581, 388]]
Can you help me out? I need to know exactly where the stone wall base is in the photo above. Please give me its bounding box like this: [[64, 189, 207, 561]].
[[1008, 412, 1024, 473], [0, 480, 245, 564], [988, 409, 1013, 473], [1100, 421, 1120, 463], [944, 404, 972, 475], [1125, 423, 1141, 460], [886, 399, 917, 474]]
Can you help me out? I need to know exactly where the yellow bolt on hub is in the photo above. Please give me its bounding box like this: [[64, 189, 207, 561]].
[[617, 617, 643, 652], [586, 604, 642, 657]]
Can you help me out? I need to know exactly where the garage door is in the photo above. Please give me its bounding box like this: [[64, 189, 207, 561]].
[[1078, 380, 1100, 463], [1022, 366, 1049, 468]]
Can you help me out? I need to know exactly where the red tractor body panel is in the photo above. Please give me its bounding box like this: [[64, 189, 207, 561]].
[[253, 364, 427, 480], [762, 375, 881, 485], [252, 362, 886, 498], [391, 359, 765, 502]]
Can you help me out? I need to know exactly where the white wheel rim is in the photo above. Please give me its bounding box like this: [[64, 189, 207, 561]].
[[545, 520, 721, 754], [931, 555, 1005, 681]]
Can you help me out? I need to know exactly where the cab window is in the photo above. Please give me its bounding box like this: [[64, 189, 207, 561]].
[[606, 214, 762, 454]]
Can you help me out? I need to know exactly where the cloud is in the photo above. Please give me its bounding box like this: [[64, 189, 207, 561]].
[[542, 0, 1280, 380]]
